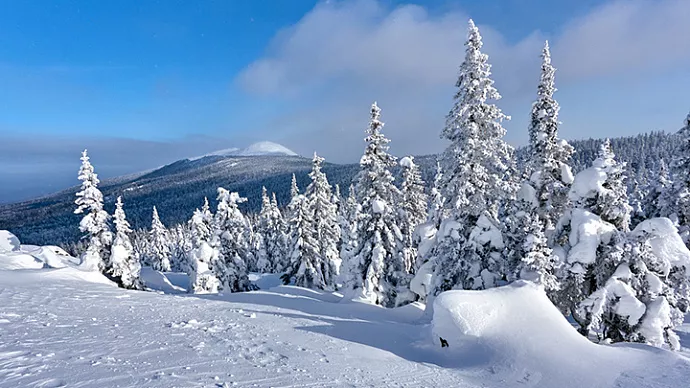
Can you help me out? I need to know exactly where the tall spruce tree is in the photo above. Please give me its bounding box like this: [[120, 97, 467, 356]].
[[398, 156, 428, 273], [430, 19, 516, 295], [188, 204, 221, 294], [526, 41, 574, 235], [346, 102, 405, 307], [306, 153, 341, 289], [74, 149, 112, 272]]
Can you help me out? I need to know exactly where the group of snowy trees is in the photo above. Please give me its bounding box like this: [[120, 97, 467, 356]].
[[71, 19, 690, 351]]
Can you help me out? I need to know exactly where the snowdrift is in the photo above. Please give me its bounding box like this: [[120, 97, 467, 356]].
[[432, 281, 690, 387], [0, 230, 79, 270]]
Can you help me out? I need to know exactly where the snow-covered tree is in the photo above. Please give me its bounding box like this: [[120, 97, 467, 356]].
[[427, 161, 446, 229], [282, 194, 324, 289], [169, 225, 191, 273], [188, 207, 221, 293], [346, 102, 406, 307], [338, 185, 360, 282], [74, 149, 112, 272], [429, 20, 516, 295], [255, 187, 289, 273], [665, 112, 690, 237], [109, 196, 143, 290], [578, 218, 690, 350], [212, 188, 254, 292], [525, 41, 574, 235], [306, 153, 341, 289], [644, 159, 672, 218], [571, 139, 632, 232], [148, 206, 172, 272], [509, 209, 559, 290], [398, 156, 428, 273]]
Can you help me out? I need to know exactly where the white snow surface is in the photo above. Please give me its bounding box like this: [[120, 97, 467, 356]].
[[432, 281, 690, 387], [2, 230, 690, 387]]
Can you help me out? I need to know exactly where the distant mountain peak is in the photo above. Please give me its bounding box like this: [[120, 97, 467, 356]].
[[238, 141, 298, 157], [190, 141, 297, 160]]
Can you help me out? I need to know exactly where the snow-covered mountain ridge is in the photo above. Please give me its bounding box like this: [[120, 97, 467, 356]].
[[191, 141, 298, 160]]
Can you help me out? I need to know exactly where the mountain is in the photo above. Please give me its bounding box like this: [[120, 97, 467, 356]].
[[190, 141, 298, 160], [0, 131, 677, 247]]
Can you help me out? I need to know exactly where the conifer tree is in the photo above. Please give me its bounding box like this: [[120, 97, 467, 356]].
[[212, 188, 254, 292], [427, 161, 446, 229], [271, 192, 290, 272], [339, 185, 360, 281], [255, 187, 273, 273], [346, 102, 405, 307], [645, 159, 672, 218], [110, 196, 143, 289], [430, 20, 516, 295], [148, 206, 172, 271], [188, 205, 221, 293], [306, 153, 341, 289], [74, 149, 112, 272], [526, 41, 574, 235], [398, 156, 428, 273], [282, 194, 324, 288], [665, 112, 690, 237]]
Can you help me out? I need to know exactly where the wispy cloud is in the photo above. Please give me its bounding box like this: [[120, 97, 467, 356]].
[[237, 0, 690, 162]]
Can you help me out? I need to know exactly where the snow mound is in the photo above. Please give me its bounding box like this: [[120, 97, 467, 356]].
[[237, 141, 297, 156], [0, 230, 79, 270], [0, 252, 44, 270], [0, 230, 21, 252], [432, 281, 690, 387]]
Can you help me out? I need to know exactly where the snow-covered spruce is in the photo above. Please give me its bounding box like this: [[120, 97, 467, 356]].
[[346, 102, 407, 307], [305, 153, 341, 289], [255, 188, 289, 273], [108, 196, 143, 290], [282, 194, 325, 289], [664, 112, 690, 238], [525, 40, 574, 236], [578, 218, 690, 350], [645, 159, 673, 219], [211, 188, 254, 292], [74, 149, 113, 272], [429, 20, 516, 295], [427, 161, 446, 230], [187, 198, 221, 294], [569, 139, 632, 232], [338, 184, 360, 284], [148, 206, 172, 272], [398, 156, 428, 274]]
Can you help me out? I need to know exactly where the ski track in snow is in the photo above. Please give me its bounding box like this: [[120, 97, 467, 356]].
[[0, 270, 475, 388]]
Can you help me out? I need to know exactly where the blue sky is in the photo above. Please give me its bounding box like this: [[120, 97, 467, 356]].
[[1, 0, 689, 202]]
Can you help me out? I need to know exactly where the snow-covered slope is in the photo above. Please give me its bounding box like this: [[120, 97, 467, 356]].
[[236, 141, 298, 157], [1, 259, 690, 387]]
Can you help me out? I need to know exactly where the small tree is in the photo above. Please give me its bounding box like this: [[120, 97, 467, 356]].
[[74, 149, 112, 272], [188, 207, 221, 294], [110, 196, 143, 290], [282, 194, 324, 289], [148, 206, 172, 272], [212, 188, 254, 292]]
